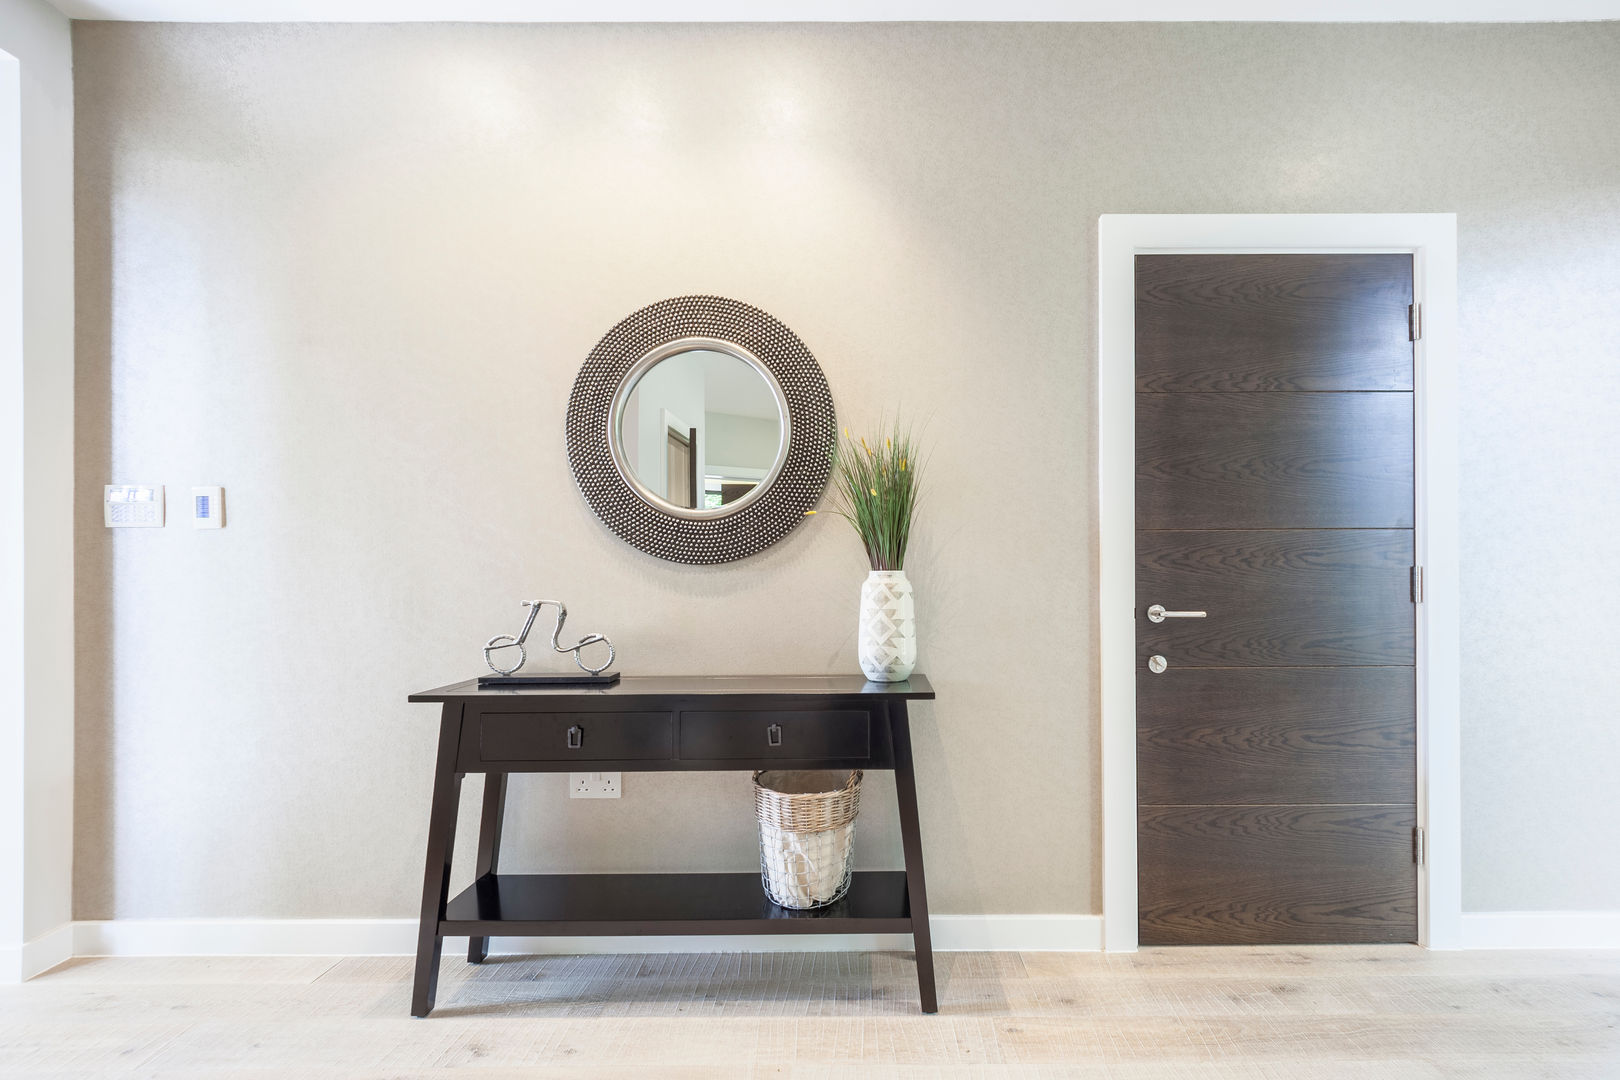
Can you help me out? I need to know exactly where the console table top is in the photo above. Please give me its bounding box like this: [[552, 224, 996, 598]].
[[409, 673, 935, 704]]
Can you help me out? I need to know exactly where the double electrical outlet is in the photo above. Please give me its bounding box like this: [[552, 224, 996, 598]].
[[570, 772, 621, 799]]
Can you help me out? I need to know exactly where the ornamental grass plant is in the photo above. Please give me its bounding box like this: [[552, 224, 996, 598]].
[[815, 418, 924, 572]]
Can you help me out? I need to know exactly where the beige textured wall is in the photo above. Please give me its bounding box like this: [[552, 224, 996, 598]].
[[73, 21, 1620, 920]]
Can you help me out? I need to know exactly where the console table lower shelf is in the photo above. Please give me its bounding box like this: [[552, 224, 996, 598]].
[[443, 870, 915, 936]]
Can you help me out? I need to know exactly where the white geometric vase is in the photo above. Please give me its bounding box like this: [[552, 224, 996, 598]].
[[858, 569, 917, 682]]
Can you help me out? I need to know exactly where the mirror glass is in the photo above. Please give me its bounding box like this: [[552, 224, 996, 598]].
[[612, 346, 787, 516]]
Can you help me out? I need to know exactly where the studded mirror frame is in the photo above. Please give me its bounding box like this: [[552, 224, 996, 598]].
[[566, 296, 836, 564]]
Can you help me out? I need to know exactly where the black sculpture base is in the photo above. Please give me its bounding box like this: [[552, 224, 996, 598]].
[[476, 671, 622, 688]]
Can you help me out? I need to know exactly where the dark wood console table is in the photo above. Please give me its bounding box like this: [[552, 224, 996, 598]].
[[407, 674, 937, 1016]]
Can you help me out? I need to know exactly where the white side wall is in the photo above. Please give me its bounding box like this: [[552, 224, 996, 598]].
[[0, 41, 25, 987], [0, 0, 74, 981]]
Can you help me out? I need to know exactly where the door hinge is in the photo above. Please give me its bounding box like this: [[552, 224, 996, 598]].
[[1413, 826, 1426, 866], [1409, 302, 1422, 341], [1410, 565, 1424, 604]]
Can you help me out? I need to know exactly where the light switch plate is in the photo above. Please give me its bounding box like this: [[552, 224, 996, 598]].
[[191, 486, 224, 528], [570, 772, 621, 799], [104, 485, 164, 528]]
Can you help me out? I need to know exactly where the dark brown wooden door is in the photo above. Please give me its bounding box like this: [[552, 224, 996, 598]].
[[1135, 253, 1417, 945]]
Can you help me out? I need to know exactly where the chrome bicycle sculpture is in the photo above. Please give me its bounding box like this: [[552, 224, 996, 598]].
[[483, 600, 616, 676]]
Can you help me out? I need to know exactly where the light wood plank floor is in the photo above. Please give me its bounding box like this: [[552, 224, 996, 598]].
[[5, 947, 1619, 1077]]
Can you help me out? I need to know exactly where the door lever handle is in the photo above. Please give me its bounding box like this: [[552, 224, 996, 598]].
[[1147, 604, 1207, 623]]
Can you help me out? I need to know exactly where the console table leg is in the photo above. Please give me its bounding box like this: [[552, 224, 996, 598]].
[[891, 703, 938, 1013], [467, 772, 508, 963], [411, 705, 464, 1018]]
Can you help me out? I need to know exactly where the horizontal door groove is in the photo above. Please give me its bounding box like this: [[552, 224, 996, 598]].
[[1154, 664, 1416, 670], [1138, 527, 1415, 533], [1138, 657, 1415, 671], [1134, 664, 1415, 670], [1136, 389, 1415, 395], [1140, 803, 1414, 809]]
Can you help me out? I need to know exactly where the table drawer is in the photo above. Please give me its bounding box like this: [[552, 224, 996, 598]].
[[478, 712, 672, 762], [679, 710, 871, 761]]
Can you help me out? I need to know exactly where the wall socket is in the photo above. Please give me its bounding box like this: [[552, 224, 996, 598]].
[[570, 772, 621, 799]]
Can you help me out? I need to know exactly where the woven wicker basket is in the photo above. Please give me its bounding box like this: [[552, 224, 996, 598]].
[[753, 769, 863, 909]]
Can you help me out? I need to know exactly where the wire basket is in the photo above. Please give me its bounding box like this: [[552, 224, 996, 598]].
[[753, 769, 863, 910]]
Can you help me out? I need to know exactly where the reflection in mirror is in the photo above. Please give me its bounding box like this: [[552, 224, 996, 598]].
[[615, 349, 785, 514]]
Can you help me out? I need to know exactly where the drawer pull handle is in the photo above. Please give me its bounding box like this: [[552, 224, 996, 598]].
[[566, 725, 583, 750], [766, 723, 783, 747]]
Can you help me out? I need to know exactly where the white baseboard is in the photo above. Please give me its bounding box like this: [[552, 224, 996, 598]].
[[1460, 911, 1620, 950], [53, 913, 1620, 962], [0, 922, 75, 982], [932, 914, 1101, 951], [75, 918, 421, 958], [72, 914, 1102, 958]]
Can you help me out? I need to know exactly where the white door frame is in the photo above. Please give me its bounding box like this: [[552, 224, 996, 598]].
[[1, 47, 29, 982], [1097, 213, 1461, 952]]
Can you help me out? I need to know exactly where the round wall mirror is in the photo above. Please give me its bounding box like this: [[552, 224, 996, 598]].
[[609, 339, 790, 519], [566, 296, 835, 564]]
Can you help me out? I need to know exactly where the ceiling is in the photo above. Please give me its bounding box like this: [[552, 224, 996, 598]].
[[43, 0, 1620, 21]]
